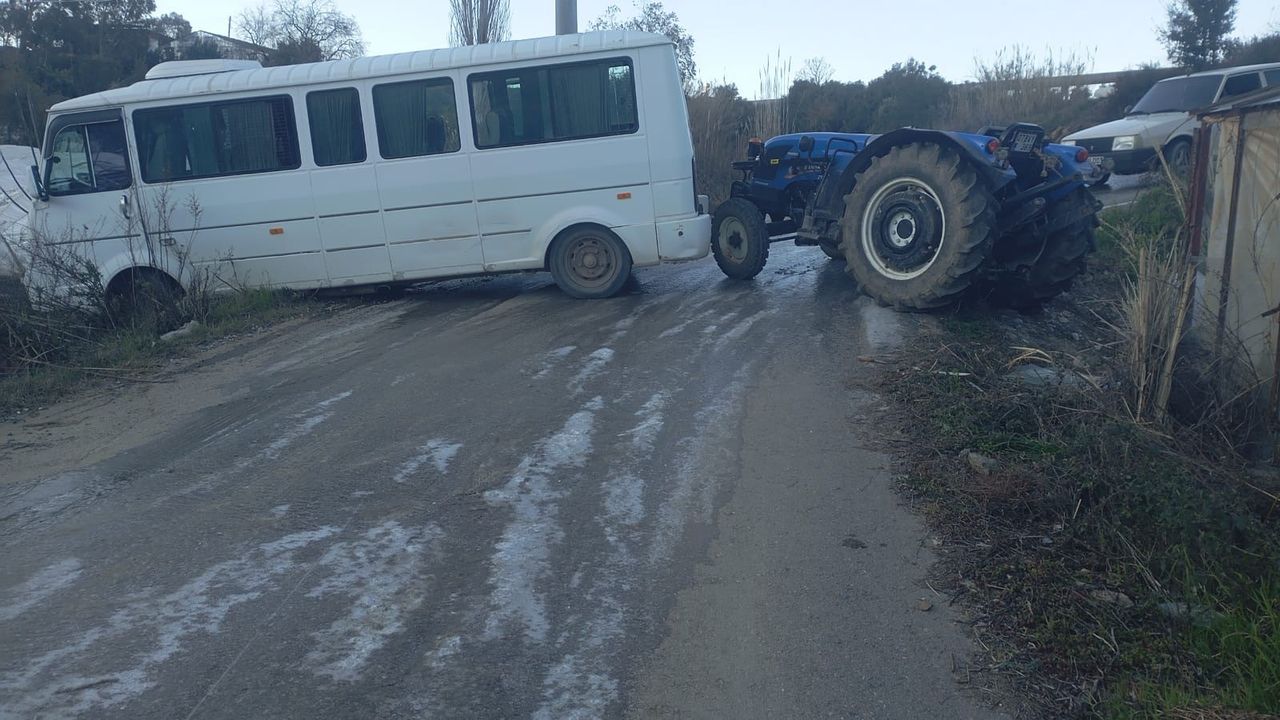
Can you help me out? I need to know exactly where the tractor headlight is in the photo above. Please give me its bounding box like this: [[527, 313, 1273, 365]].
[[1112, 135, 1137, 151]]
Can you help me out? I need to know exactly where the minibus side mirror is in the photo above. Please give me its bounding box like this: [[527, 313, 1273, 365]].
[[31, 163, 48, 202]]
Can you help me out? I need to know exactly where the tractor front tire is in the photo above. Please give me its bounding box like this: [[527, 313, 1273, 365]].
[[712, 198, 770, 280], [992, 188, 1098, 310], [842, 143, 997, 311]]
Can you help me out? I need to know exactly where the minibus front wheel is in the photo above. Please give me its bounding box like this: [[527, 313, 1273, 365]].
[[548, 226, 633, 299], [105, 267, 185, 332]]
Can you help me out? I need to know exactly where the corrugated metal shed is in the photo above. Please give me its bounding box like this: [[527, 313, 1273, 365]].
[[1195, 82, 1280, 410]]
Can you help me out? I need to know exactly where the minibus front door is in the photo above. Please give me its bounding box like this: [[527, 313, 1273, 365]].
[[33, 110, 149, 279]]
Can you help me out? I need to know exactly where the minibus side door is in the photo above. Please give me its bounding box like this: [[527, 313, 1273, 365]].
[[34, 110, 145, 273]]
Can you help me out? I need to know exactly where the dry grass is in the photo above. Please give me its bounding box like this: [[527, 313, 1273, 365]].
[[877, 179, 1280, 718]]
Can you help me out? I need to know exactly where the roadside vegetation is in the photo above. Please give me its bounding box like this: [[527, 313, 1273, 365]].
[[881, 176, 1280, 718], [0, 263, 316, 418]]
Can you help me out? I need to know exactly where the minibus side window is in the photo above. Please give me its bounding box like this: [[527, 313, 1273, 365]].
[[469, 57, 638, 149], [1268, 69, 1280, 86], [134, 96, 300, 183], [46, 120, 132, 196], [372, 78, 461, 159], [307, 88, 366, 166]]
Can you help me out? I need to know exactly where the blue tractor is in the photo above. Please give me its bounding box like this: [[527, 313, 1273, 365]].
[[711, 124, 1105, 310]]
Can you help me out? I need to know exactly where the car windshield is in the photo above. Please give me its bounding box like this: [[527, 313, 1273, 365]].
[[1130, 75, 1222, 114]]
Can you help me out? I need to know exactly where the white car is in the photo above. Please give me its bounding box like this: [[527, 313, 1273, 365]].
[[1063, 63, 1280, 183]]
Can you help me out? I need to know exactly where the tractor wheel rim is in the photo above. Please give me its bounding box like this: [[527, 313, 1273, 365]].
[[718, 217, 750, 262], [860, 177, 946, 280], [567, 236, 618, 288]]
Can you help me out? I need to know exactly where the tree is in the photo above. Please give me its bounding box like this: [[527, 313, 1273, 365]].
[[236, 0, 365, 66], [0, 0, 164, 141], [591, 2, 695, 88], [1161, 0, 1237, 70], [448, 0, 511, 46], [865, 59, 950, 132], [237, 4, 278, 47], [150, 11, 191, 40], [1224, 31, 1280, 66], [797, 57, 834, 85]]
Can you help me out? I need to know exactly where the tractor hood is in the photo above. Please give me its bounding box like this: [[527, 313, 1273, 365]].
[[764, 132, 873, 155]]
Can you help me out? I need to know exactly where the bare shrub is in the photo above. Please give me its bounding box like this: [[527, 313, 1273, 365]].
[[1123, 241, 1196, 425], [749, 49, 791, 141], [686, 85, 751, 208], [943, 46, 1095, 137], [448, 0, 511, 46], [0, 188, 247, 382]]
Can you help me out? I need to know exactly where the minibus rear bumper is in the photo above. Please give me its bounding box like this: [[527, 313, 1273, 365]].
[[656, 213, 711, 262]]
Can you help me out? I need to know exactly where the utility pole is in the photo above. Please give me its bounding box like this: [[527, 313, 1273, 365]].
[[555, 0, 577, 35]]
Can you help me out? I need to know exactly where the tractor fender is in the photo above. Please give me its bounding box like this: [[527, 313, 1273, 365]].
[[810, 128, 1013, 225]]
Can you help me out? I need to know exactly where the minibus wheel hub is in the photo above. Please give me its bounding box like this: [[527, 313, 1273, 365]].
[[568, 237, 613, 283]]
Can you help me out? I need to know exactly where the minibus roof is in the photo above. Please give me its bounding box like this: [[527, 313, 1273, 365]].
[[50, 30, 672, 114]]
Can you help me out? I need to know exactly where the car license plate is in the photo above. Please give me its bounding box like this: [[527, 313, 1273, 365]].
[[1089, 155, 1104, 167], [1011, 131, 1038, 153]]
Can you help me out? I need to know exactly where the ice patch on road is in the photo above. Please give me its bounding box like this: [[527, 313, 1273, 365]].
[[533, 346, 577, 379], [0, 527, 339, 717], [0, 558, 83, 622], [650, 375, 748, 564], [534, 392, 668, 717], [392, 440, 463, 483], [164, 391, 355, 503], [304, 521, 444, 681], [483, 397, 603, 642], [270, 504, 290, 518], [658, 320, 692, 339], [716, 309, 775, 348], [569, 349, 615, 395], [622, 392, 668, 454], [427, 634, 462, 670], [264, 391, 352, 460], [860, 301, 903, 350], [535, 656, 619, 720]]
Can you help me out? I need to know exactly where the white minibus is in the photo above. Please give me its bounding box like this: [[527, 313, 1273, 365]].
[[20, 30, 710, 301]]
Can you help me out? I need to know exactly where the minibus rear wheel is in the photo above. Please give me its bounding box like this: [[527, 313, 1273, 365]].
[[548, 226, 633, 299]]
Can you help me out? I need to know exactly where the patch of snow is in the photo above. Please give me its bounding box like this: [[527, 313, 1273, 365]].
[[533, 346, 577, 380], [0, 558, 83, 622], [304, 521, 444, 681], [392, 439, 463, 483], [533, 391, 670, 717], [263, 391, 352, 460], [0, 527, 339, 716], [568, 349, 615, 395], [483, 397, 603, 642]]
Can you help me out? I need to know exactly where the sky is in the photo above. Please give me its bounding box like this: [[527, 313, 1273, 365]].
[[160, 0, 1280, 97]]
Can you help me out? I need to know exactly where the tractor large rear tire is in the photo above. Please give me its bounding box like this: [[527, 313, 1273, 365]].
[[992, 188, 1098, 310], [842, 143, 997, 311], [712, 198, 770, 280]]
